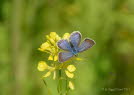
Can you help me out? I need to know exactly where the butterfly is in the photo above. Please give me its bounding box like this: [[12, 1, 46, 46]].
[[57, 31, 95, 63]]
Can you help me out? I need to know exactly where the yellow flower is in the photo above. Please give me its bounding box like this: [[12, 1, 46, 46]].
[[54, 55, 58, 61], [50, 32, 61, 40], [38, 32, 70, 62], [39, 32, 61, 61], [48, 55, 53, 60], [69, 81, 75, 90], [50, 32, 57, 38], [65, 70, 74, 78], [37, 61, 49, 71], [49, 67, 55, 72], [47, 32, 61, 45], [38, 42, 50, 51], [48, 55, 58, 61], [63, 33, 70, 39], [67, 65, 76, 72], [37, 61, 56, 79], [43, 71, 51, 78], [37, 61, 56, 78]]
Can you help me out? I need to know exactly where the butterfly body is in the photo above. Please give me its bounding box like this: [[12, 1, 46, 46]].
[[69, 42, 78, 55], [57, 31, 95, 63]]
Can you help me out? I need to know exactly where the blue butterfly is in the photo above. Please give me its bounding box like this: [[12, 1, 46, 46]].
[[57, 31, 95, 63]]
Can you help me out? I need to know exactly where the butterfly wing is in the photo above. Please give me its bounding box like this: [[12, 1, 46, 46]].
[[57, 40, 72, 51], [69, 31, 82, 48], [58, 52, 74, 63], [78, 38, 95, 52]]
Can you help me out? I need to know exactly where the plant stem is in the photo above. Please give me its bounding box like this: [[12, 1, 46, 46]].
[[58, 69, 63, 95], [42, 79, 51, 95], [65, 75, 70, 95]]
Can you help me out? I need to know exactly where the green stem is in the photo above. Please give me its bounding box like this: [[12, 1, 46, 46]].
[[66, 77, 68, 95], [66, 75, 70, 95], [57, 69, 63, 95], [42, 79, 51, 95]]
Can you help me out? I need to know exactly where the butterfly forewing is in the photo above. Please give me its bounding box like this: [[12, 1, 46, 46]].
[[78, 38, 95, 52], [57, 40, 72, 51], [58, 52, 74, 63], [69, 31, 82, 48]]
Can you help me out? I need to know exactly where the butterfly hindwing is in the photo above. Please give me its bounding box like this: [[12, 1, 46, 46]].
[[57, 40, 72, 51], [58, 52, 74, 63], [78, 38, 95, 52], [69, 31, 81, 48]]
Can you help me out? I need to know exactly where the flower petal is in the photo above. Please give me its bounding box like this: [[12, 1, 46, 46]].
[[63, 33, 70, 39], [49, 38, 55, 44], [43, 71, 51, 78], [56, 35, 61, 41], [69, 81, 75, 90], [53, 71, 56, 80], [67, 65, 76, 72], [50, 32, 57, 38], [38, 48, 44, 52], [54, 55, 58, 61], [65, 70, 74, 78], [48, 55, 53, 60], [49, 67, 55, 72], [37, 61, 48, 71], [39, 42, 50, 51]]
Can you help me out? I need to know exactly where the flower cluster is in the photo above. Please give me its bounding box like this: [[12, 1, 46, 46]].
[[37, 32, 76, 91], [38, 32, 61, 61]]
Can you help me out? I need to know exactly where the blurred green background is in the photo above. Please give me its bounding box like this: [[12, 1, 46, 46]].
[[1, 0, 134, 95]]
